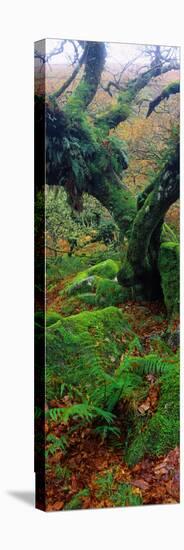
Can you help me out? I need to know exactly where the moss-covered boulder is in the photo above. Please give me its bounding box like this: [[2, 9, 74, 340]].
[[64, 259, 120, 297], [66, 275, 98, 296], [46, 306, 132, 400], [95, 278, 131, 307], [35, 311, 62, 328], [158, 242, 179, 317]]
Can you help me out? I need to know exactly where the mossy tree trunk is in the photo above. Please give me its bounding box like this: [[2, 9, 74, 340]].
[[118, 134, 179, 299], [87, 174, 136, 238]]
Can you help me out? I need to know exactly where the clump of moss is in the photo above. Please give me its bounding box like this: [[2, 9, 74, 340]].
[[158, 241, 179, 317], [46, 306, 132, 400], [125, 360, 179, 466], [96, 277, 131, 307]]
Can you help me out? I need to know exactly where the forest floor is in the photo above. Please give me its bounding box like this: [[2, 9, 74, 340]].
[[45, 240, 179, 511]]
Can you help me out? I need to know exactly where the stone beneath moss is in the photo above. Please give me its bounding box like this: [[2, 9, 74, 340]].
[[158, 241, 179, 317], [64, 259, 120, 296], [88, 259, 120, 278], [66, 275, 98, 296], [46, 306, 132, 400], [96, 278, 131, 307]]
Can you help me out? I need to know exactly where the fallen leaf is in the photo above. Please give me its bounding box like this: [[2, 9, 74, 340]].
[[131, 479, 149, 491], [138, 401, 150, 414], [51, 501, 64, 511]]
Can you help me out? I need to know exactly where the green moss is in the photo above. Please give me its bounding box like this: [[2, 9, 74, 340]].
[[158, 241, 179, 317], [96, 278, 131, 307], [88, 259, 120, 278], [60, 297, 84, 316], [95, 103, 131, 130], [125, 361, 179, 466], [77, 293, 97, 306], [164, 81, 180, 96], [46, 307, 132, 400], [64, 275, 99, 297], [64, 82, 93, 116], [95, 90, 133, 131], [46, 312, 62, 327], [117, 260, 134, 287], [64, 259, 120, 296], [35, 311, 62, 328]]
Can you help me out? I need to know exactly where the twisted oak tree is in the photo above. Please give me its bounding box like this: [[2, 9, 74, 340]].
[[35, 41, 179, 300]]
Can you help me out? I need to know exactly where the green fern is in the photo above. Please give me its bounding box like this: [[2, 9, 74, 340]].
[[95, 471, 142, 506], [112, 483, 142, 507], [47, 401, 115, 429], [64, 488, 90, 510], [129, 354, 169, 376], [55, 465, 71, 481], [46, 433, 68, 457], [94, 425, 121, 438], [47, 403, 94, 423]]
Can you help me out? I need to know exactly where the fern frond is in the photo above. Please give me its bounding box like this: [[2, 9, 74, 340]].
[[131, 354, 168, 376], [92, 406, 116, 424], [94, 425, 121, 438]]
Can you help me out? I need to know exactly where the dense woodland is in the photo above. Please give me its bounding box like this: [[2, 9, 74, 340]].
[[35, 40, 180, 511]]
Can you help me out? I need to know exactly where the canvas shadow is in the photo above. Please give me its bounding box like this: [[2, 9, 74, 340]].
[[7, 490, 35, 507]]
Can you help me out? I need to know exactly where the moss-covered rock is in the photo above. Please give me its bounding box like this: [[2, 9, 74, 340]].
[[88, 259, 119, 278], [95, 278, 131, 307], [65, 275, 98, 297], [158, 241, 179, 317], [77, 293, 97, 306], [46, 306, 132, 400], [64, 259, 119, 296], [35, 311, 62, 328], [46, 312, 62, 327]]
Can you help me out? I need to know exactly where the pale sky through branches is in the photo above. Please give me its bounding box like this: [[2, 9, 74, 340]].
[[45, 38, 145, 67], [34, 39, 179, 73]]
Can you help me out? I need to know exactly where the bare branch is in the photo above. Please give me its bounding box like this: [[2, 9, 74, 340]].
[[102, 53, 143, 96], [49, 44, 87, 100], [146, 81, 180, 117], [35, 40, 67, 65]]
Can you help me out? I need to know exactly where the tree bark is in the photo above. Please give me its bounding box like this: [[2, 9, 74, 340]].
[[118, 134, 179, 299], [65, 42, 106, 111], [146, 81, 180, 118], [87, 173, 136, 238]]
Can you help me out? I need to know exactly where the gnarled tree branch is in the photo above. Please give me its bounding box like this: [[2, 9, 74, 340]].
[[66, 42, 106, 111], [95, 57, 179, 131], [146, 81, 180, 117]]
